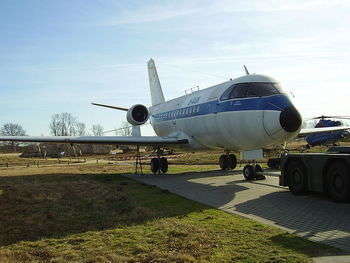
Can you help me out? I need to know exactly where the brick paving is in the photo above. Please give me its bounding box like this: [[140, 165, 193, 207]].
[[127, 169, 350, 252]]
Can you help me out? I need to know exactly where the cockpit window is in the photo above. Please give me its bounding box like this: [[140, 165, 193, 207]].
[[220, 82, 282, 100]]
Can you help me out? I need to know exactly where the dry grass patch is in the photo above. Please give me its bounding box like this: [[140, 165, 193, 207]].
[[0, 164, 339, 262]]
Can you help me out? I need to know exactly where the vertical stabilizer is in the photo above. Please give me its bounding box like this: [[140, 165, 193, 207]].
[[148, 59, 165, 106]]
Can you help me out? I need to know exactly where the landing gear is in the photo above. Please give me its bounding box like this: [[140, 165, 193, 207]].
[[243, 165, 255, 180], [219, 154, 237, 170], [243, 164, 266, 181], [150, 157, 168, 174], [159, 157, 168, 173]]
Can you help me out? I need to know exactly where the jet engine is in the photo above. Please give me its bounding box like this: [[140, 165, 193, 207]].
[[126, 104, 149, 126]]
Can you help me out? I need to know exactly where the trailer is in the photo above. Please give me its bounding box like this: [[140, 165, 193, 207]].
[[279, 147, 350, 202]]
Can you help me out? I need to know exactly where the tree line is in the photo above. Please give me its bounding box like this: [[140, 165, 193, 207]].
[[0, 112, 132, 139]]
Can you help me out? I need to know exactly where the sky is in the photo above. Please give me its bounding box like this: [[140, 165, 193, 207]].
[[1, 0, 350, 136]]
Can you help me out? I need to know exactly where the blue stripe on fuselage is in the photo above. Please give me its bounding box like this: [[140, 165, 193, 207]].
[[151, 94, 291, 122]]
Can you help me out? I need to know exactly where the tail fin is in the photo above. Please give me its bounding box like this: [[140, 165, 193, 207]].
[[148, 59, 165, 106]]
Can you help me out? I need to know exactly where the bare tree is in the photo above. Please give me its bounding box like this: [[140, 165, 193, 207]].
[[115, 122, 132, 136], [91, 124, 104, 136], [0, 123, 26, 148], [76, 122, 86, 136], [0, 123, 26, 136], [49, 113, 88, 136]]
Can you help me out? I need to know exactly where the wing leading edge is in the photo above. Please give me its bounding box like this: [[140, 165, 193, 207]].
[[0, 136, 188, 146], [298, 126, 350, 137]]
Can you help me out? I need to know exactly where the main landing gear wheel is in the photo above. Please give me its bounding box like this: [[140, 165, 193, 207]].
[[219, 154, 237, 170], [150, 158, 160, 174], [243, 164, 265, 180], [150, 157, 169, 174], [229, 154, 237, 170], [160, 157, 168, 173]]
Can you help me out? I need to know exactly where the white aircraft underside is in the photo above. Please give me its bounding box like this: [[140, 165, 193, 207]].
[[1, 59, 348, 155]]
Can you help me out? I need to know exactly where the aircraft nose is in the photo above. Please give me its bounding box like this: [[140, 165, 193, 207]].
[[279, 106, 302, 132]]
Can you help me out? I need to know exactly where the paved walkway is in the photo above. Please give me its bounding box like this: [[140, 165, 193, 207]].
[[127, 169, 350, 253]]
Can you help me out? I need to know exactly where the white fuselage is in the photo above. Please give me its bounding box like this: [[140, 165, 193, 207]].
[[149, 74, 302, 151]]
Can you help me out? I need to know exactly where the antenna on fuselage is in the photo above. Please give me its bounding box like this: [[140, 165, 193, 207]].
[[243, 65, 250, 75]]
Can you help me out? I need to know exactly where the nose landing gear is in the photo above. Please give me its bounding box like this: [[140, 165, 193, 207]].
[[219, 154, 237, 170], [243, 164, 266, 180]]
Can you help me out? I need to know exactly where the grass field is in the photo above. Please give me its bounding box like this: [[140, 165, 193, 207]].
[[0, 160, 339, 263]]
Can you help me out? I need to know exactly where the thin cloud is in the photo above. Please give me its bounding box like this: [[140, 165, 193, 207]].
[[101, 0, 350, 25]]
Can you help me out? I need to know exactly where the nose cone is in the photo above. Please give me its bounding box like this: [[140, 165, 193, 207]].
[[279, 106, 302, 132]]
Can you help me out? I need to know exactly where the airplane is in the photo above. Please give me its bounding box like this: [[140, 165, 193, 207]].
[[303, 116, 350, 148], [1, 59, 349, 180]]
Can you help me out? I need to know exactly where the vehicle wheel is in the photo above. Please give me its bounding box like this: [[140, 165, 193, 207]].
[[150, 158, 160, 174], [159, 157, 168, 174], [287, 161, 307, 195], [219, 155, 232, 170], [254, 164, 265, 180], [243, 165, 255, 180], [327, 161, 350, 202], [229, 154, 237, 170]]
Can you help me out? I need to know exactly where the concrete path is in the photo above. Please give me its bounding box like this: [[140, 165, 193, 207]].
[[127, 169, 350, 254]]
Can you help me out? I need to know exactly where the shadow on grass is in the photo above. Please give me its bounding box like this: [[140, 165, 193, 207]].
[[0, 171, 210, 247], [270, 233, 344, 257]]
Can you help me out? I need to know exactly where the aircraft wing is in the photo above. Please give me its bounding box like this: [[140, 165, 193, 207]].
[[0, 136, 188, 146], [298, 126, 350, 137]]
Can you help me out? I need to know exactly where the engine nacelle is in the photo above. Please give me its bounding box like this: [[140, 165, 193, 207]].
[[126, 104, 149, 126]]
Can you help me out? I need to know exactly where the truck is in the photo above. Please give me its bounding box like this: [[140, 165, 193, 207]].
[[279, 147, 350, 202]]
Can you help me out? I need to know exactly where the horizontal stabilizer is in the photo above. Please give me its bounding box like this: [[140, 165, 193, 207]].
[[91, 103, 129, 111], [0, 136, 188, 146]]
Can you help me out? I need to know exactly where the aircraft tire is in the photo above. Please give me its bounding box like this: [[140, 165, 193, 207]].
[[219, 155, 231, 170], [254, 164, 265, 180], [327, 161, 350, 202], [160, 157, 168, 174], [287, 161, 307, 195], [150, 158, 160, 174], [229, 154, 237, 170], [243, 165, 255, 180]]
